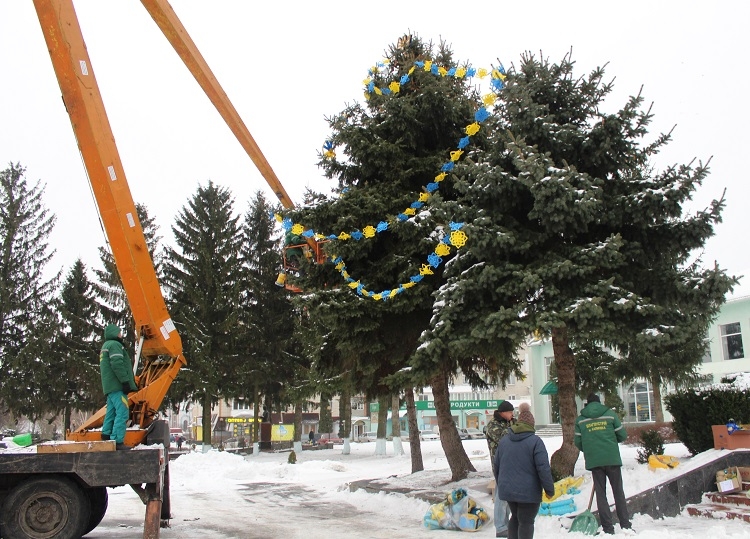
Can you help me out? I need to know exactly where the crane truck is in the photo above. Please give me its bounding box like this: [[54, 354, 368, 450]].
[[0, 1, 311, 537]]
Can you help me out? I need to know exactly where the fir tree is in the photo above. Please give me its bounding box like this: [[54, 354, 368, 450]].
[[287, 35, 489, 480], [0, 163, 60, 421], [55, 259, 102, 432], [232, 191, 310, 439], [428, 52, 736, 477], [162, 181, 243, 447]]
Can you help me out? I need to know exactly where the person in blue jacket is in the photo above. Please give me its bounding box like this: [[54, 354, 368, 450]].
[[99, 324, 137, 449], [493, 403, 554, 539]]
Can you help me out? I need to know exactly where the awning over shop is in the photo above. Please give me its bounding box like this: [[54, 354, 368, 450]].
[[540, 381, 558, 395]]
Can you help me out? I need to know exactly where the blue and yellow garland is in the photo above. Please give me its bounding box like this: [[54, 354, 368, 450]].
[[276, 58, 507, 300]]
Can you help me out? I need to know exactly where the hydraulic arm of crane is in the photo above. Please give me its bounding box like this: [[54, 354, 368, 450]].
[[139, 0, 324, 262], [34, 0, 186, 445]]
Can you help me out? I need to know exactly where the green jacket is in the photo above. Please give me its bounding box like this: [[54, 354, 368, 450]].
[[574, 402, 626, 469], [485, 417, 514, 459], [100, 324, 137, 395]]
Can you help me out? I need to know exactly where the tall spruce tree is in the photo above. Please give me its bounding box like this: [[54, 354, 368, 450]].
[[232, 191, 310, 437], [55, 259, 102, 432], [425, 52, 736, 477], [286, 35, 496, 480], [0, 163, 61, 421], [162, 181, 243, 447]]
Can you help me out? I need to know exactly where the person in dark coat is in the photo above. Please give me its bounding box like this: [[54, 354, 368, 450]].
[[485, 401, 515, 537], [575, 393, 631, 534], [99, 324, 137, 449], [309, 428, 315, 445], [493, 403, 554, 539]]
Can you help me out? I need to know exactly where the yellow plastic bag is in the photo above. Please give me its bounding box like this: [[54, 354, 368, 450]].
[[542, 475, 584, 503], [648, 454, 679, 470]]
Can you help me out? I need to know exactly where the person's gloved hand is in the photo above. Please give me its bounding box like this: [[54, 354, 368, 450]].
[[122, 383, 134, 394]]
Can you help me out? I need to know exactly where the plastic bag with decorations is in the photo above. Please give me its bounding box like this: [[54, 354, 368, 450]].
[[423, 488, 490, 532]]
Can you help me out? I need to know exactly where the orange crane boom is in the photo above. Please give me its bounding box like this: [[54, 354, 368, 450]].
[[139, 0, 295, 209], [34, 0, 186, 445]]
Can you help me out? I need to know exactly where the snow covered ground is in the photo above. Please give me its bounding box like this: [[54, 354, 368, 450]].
[[78, 437, 750, 538]]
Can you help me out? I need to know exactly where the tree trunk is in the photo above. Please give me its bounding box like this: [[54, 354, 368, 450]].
[[375, 394, 389, 455], [339, 386, 352, 439], [202, 392, 212, 447], [391, 394, 401, 438], [293, 402, 302, 442], [405, 387, 424, 473], [339, 385, 352, 455], [432, 366, 475, 481], [63, 404, 71, 435], [252, 383, 260, 443], [651, 373, 664, 423], [391, 394, 404, 456], [549, 325, 580, 480]]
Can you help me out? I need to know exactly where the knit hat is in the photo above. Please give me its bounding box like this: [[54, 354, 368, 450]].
[[498, 400, 514, 413], [517, 402, 535, 428], [586, 393, 601, 405]]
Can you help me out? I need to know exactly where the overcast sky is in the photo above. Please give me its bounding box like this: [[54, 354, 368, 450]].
[[1, 1, 748, 295]]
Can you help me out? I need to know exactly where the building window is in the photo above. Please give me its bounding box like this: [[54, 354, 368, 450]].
[[232, 399, 250, 410], [507, 395, 516, 401], [625, 382, 654, 423], [721, 322, 744, 360], [508, 374, 516, 385]]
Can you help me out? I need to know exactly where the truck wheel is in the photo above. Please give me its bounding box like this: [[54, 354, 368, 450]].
[[82, 486, 108, 536], [0, 476, 90, 539]]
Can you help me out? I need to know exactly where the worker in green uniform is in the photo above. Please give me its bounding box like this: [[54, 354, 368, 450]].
[[100, 324, 137, 449]]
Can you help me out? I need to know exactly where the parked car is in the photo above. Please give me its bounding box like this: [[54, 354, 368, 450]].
[[420, 429, 440, 441], [357, 431, 377, 442], [457, 427, 485, 440], [317, 434, 344, 444]]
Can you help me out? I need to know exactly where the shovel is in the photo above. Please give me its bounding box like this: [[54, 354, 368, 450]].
[[569, 484, 598, 535]]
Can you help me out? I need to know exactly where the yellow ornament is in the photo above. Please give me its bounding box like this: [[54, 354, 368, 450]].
[[450, 149, 463, 162], [373, 293, 383, 301], [420, 264, 434, 276], [438, 66, 448, 77], [418, 192, 429, 202], [491, 68, 507, 81], [338, 232, 351, 240], [449, 230, 468, 248], [424, 60, 432, 71], [348, 280, 360, 289], [435, 243, 451, 256], [291, 224, 304, 235], [389, 81, 401, 94], [465, 122, 480, 136], [455, 67, 467, 78], [404, 208, 416, 216], [478, 68, 489, 78], [363, 225, 376, 238], [482, 94, 497, 107], [435, 172, 447, 182]]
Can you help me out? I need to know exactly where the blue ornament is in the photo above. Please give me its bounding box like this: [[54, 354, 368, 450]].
[[475, 107, 490, 122]]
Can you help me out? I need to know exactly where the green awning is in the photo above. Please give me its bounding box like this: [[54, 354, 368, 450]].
[[539, 381, 558, 395]]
